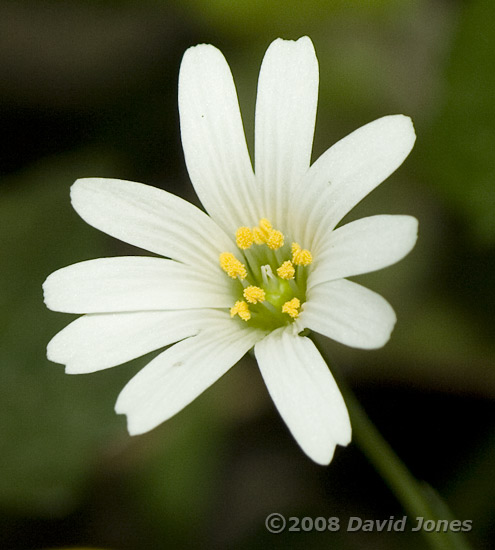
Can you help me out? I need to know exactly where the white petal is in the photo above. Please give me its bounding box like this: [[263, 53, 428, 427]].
[[43, 257, 234, 313], [115, 319, 264, 435], [292, 115, 416, 249], [71, 178, 235, 272], [255, 330, 350, 465], [255, 37, 318, 230], [301, 280, 396, 349], [48, 309, 215, 374], [179, 44, 259, 234], [309, 215, 418, 287]]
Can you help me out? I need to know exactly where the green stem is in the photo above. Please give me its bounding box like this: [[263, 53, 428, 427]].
[[312, 338, 472, 550]]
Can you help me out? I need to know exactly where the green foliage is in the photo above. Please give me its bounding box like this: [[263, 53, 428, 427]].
[[0, 151, 129, 514], [422, 0, 495, 245], [179, 0, 397, 38]]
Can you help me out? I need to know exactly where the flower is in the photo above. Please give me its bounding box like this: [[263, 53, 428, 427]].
[[43, 37, 417, 465]]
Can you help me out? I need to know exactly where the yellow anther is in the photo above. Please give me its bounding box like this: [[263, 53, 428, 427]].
[[253, 218, 273, 245], [266, 229, 284, 250], [277, 260, 295, 280], [219, 252, 247, 279], [252, 226, 266, 245], [291, 242, 313, 266], [259, 218, 272, 234], [252, 218, 285, 250], [282, 297, 301, 319], [295, 249, 312, 266], [243, 285, 266, 304], [230, 300, 251, 321], [235, 227, 254, 250]]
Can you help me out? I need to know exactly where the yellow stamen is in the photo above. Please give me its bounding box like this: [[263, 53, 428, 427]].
[[252, 226, 266, 245], [259, 218, 272, 234], [252, 218, 286, 250], [230, 300, 251, 321], [282, 297, 301, 319], [252, 218, 274, 245], [277, 260, 295, 280], [291, 242, 313, 266], [219, 252, 247, 279], [243, 285, 265, 304], [235, 227, 254, 250], [266, 229, 284, 250]]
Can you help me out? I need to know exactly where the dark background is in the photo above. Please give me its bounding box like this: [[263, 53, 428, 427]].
[[0, 1, 493, 549]]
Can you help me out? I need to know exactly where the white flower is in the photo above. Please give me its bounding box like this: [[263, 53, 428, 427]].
[[43, 37, 417, 465]]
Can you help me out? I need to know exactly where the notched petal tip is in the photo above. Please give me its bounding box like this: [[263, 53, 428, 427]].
[[46, 332, 81, 375], [306, 422, 352, 465], [311, 443, 337, 466], [308, 434, 353, 466], [45, 335, 61, 364], [118, 411, 145, 437], [180, 43, 225, 73], [295, 35, 317, 57], [114, 394, 162, 437], [404, 214, 419, 244], [340, 423, 353, 448], [42, 272, 58, 311], [183, 42, 219, 54], [113, 402, 143, 436], [268, 35, 315, 52], [262, 35, 318, 76], [114, 397, 129, 420]]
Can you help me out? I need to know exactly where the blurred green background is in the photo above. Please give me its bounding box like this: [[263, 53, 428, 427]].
[[1, 0, 493, 549]]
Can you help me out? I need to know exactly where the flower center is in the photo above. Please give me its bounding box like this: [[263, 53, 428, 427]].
[[219, 218, 312, 331]]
